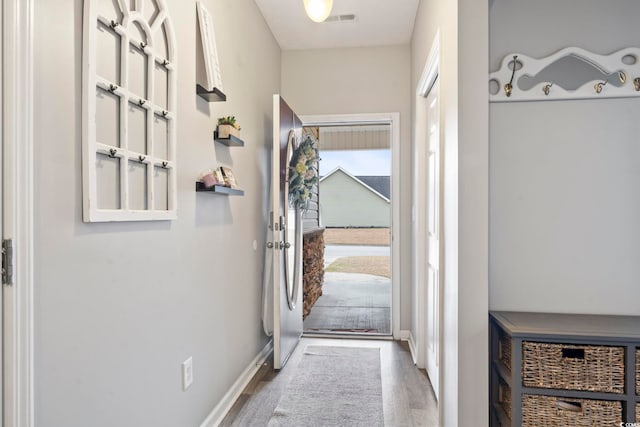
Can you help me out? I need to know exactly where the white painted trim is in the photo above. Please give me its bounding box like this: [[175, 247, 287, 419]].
[[301, 112, 401, 340], [417, 30, 440, 97], [412, 27, 441, 392], [3, 0, 35, 425], [320, 166, 391, 203], [199, 340, 273, 427], [398, 329, 411, 341], [407, 331, 418, 365]]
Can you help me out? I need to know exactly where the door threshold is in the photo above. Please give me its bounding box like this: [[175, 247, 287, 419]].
[[303, 331, 394, 340]]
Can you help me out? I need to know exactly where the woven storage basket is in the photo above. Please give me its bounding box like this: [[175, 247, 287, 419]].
[[637, 403, 640, 424], [522, 395, 622, 427], [522, 342, 625, 393], [498, 332, 512, 371], [636, 348, 640, 395], [498, 378, 512, 421]]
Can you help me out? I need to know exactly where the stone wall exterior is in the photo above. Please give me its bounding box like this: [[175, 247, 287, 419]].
[[302, 228, 325, 319]]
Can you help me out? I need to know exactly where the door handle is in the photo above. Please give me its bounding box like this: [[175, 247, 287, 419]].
[[266, 241, 289, 250]]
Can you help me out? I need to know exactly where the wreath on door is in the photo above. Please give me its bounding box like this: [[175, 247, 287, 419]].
[[288, 134, 319, 211]]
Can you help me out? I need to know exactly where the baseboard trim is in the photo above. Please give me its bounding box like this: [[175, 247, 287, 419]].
[[399, 330, 411, 341], [199, 339, 273, 427], [407, 331, 418, 365]]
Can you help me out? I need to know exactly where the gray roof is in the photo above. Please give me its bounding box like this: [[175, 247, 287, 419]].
[[355, 176, 390, 199]]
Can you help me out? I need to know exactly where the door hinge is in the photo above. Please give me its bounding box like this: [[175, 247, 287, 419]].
[[2, 239, 13, 285]]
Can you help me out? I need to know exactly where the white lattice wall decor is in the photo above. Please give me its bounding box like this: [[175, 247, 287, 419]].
[[82, 0, 177, 222]]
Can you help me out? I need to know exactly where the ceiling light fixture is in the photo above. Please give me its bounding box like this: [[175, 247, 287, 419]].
[[303, 0, 334, 23]]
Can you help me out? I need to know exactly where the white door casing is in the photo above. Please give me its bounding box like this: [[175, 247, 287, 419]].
[[0, 1, 4, 421], [3, 0, 35, 424], [413, 30, 442, 400], [425, 79, 441, 398], [300, 113, 401, 339]]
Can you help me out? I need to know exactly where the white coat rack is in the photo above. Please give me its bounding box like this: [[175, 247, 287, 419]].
[[82, 0, 178, 222], [489, 47, 640, 102]]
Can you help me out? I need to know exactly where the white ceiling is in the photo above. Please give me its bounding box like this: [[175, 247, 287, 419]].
[[254, 0, 420, 50]]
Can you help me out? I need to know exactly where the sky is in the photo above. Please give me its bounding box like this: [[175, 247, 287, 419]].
[[319, 149, 391, 176]]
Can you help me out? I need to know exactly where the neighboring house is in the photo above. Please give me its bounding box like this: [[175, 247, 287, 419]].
[[319, 167, 390, 227]]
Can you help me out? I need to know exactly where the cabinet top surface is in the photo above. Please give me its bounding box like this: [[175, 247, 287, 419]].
[[491, 311, 640, 340]]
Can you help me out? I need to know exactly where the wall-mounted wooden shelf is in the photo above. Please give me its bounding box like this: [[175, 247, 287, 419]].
[[195, 182, 244, 196], [196, 84, 226, 102], [213, 131, 244, 147]]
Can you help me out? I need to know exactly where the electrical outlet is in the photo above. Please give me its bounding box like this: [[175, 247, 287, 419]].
[[182, 357, 193, 391]]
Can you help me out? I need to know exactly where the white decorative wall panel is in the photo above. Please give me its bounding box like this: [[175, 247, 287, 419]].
[[83, 0, 177, 221]]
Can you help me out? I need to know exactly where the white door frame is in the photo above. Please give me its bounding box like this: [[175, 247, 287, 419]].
[[300, 112, 401, 339], [3, 0, 35, 425], [413, 30, 442, 399]]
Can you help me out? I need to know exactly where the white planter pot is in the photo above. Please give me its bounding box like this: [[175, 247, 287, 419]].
[[217, 124, 240, 139]]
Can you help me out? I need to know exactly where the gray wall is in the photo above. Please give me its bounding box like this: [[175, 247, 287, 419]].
[[281, 46, 412, 329], [34, 0, 280, 425], [320, 170, 390, 227], [489, 0, 640, 315]]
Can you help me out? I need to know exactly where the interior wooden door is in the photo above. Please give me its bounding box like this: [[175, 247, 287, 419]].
[[425, 78, 441, 397], [271, 95, 303, 370]]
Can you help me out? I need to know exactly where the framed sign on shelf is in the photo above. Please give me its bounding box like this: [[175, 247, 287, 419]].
[[196, 1, 224, 93]]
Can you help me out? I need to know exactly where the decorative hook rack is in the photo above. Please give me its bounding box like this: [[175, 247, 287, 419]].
[[504, 55, 518, 97], [489, 47, 640, 102]]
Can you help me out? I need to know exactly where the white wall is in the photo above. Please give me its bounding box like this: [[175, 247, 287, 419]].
[[281, 46, 412, 328], [411, 0, 489, 425], [33, 0, 280, 425], [489, 0, 640, 315]]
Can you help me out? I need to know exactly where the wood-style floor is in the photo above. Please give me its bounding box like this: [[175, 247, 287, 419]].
[[221, 338, 439, 427]]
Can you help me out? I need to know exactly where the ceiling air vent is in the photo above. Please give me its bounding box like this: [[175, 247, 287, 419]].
[[324, 14, 357, 23]]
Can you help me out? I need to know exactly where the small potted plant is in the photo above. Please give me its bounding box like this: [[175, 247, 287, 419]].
[[217, 116, 241, 139]]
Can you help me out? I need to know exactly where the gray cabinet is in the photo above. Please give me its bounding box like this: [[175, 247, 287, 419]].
[[490, 311, 640, 426]]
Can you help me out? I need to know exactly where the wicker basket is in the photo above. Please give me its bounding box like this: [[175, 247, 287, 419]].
[[636, 348, 640, 395], [637, 403, 640, 424], [522, 342, 625, 393], [499, 332, 512, 371], [522, 395, 622, 427], [498, 378, 512, 421]]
